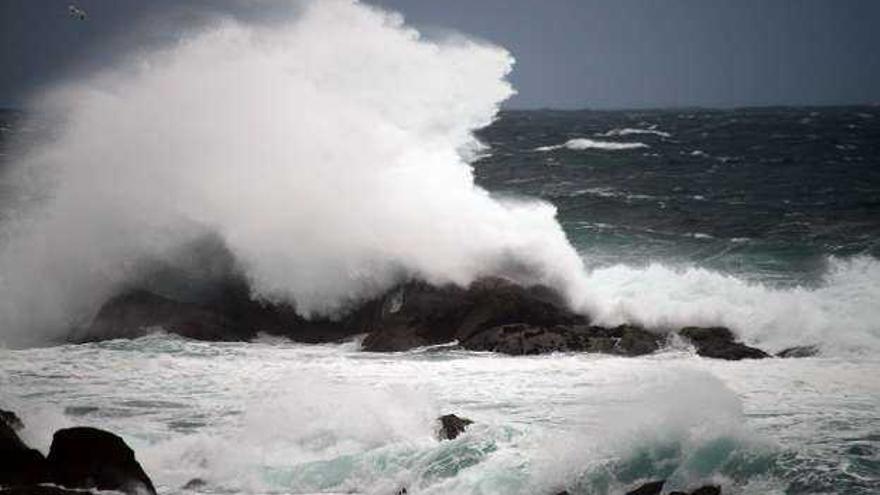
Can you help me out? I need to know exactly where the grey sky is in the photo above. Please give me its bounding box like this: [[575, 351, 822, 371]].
[[2, 0, 879, 109]]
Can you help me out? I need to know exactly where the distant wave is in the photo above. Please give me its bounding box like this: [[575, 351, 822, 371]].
[[535, 138, 648, 152], [597, 127, 671, 138]]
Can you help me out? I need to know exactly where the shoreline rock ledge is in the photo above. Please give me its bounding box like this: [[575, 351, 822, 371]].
[[0, 408, 155, 495], [73, 275, 785, 360]]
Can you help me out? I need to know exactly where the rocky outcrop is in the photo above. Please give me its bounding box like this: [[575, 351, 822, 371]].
[[360, 277, 587, 352], [626, 479, 665, 495], [46, 427, 156, 495], [0, 410, 23, 431], [437, 414, 473, 440], [626, 480, 721, 495], [77, 273, 796, 360], [0, 487, 98, 495], [0, 409, 155, 495], [72, 289, 245, 342], [0, 411, 47, 488], [671, 486, 721, 495], [73, 282, 359, 345], [678, 327, 769, 360], [461, 323, 662, 356]]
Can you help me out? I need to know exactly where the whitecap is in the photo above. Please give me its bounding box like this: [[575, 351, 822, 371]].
[[535, 138, 648, 152]]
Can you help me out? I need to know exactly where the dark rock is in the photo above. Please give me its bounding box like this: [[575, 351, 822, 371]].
[[46, 427, 156, 495], [360, 277, 587, 352], [0, 410, 48, 487], [74, 283, 360, 345], [690, 487, 721, 495], [670, 486, 722, 495], [437, 414, 473, 440], [182, 478, 207, 490], [678, 326, 769, 360], [0, 409, 23, 431], [461, 324, 571, 355], [0, 487, 98, 495], [72, 289, 246, 342], [461, 323, 662, 356], [776, 345, 819, 358], [626, 479, 665, 495]]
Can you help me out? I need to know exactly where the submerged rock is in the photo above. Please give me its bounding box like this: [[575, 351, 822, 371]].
[[182, 478, 208, 490], [437, 414, 473, 440], [776, 345, 819, 358], [46, 427, 156, 495], [626, 479, 665, 495], [678, 326, 769, 360]]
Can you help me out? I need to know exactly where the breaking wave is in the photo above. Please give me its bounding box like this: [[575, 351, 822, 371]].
[[597, 127, 671, 138], [0, 0, 587, 346], [0, 0, 877, 358], [535, 138, 649, 151]]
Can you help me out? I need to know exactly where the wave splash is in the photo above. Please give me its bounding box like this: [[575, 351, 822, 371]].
[[0, 0, 877, 356], [0, 0, 587, 346]]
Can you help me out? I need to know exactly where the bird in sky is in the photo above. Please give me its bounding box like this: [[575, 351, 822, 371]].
[[68, 4, 87, 21]]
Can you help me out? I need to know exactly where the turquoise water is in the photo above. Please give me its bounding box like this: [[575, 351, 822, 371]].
[[2, 335, 878, 494]]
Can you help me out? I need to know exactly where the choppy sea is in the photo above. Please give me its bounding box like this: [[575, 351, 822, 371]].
[[1, 107, 879, 494]]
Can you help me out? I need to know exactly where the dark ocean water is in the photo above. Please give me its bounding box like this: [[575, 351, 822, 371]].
[[1, 107, 879, 494], [474, 107, 880, 287]]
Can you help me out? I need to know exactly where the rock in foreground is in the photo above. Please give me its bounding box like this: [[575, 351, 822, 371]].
[[437, 414, 473, 440], [625, 479, 665, 495], [0, 410, 46, 487], [47, 427, 156, 495]]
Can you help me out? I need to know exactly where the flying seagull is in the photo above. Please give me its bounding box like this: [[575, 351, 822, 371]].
[[68, 4, 87, 21]]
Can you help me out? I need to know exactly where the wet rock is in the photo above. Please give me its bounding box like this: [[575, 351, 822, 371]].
[[360, 277, 587, 352], [670, 486, 721, 495], [0, 409, 23, 431], [776, 345, 819, 358], [74, 283, 359, 345], [461, 324, 571, 354], [626, 479, 665, 495], [0, 410, 47, 487], [72, 289, 245, 342], [461, 323, 662, 356], [0, 487, 98, 495], [678, 326, 769, 360], [437, 414, 473, 440], [46, 427, 156, 495]]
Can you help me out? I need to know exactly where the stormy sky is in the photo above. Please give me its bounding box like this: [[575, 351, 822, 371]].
[[2, 0, 879, 109]]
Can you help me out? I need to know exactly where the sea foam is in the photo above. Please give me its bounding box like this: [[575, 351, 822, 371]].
[[0, 0, 877, 357], [0, 0, 586, 346], [535, 138, 649, 151]]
